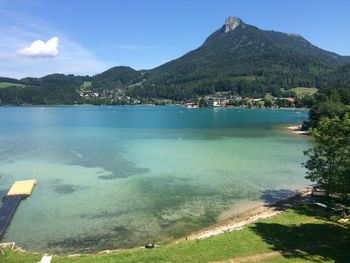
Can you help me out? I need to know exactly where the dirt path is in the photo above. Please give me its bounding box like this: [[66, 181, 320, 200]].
[[211, 251, 282, 262]]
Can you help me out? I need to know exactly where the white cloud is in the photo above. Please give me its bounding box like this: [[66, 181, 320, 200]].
[[17, 36, 60, 57], [0, 10, 110, 78]]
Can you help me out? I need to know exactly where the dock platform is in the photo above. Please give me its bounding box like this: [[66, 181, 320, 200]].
[[7, 179, 37, 197], [0, 180, 37, 239]]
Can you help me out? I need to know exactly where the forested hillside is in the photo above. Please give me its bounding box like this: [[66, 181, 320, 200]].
[[129, 17, 350, 99], [1, 17, 350, 105]]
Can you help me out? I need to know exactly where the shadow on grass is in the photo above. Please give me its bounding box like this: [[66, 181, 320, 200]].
[[251, 210, 350, 262], [292, 204, 341, 222], [260, 189, 312, 213], [256, 190, 350, 262], [289, 197, 350, 223]]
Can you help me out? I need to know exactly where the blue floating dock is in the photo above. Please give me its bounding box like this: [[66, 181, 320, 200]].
[[0, 180, 37, 240], [0, 195, 23, 239]]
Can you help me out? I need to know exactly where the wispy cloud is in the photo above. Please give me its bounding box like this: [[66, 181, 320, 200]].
[[0, 9, 109, 78]]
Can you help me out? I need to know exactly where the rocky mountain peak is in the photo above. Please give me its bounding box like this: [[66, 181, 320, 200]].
[[224, 16, 242, 33], [288, 33, 302, 38]]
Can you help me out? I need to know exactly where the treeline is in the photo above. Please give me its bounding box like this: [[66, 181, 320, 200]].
[[94, 58, 348, 101], [0, 74, 86, 105], [128, 62, 350, 100], [0, 77, 21, 84], [1, 62, 349, 105], [304, 87, 350, 199], [306, 88, 350, 128], [0, 85, 81, 105], [128, 78, 302, 100]]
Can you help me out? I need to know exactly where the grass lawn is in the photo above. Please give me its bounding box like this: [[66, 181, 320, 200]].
[[0, 82, 24, 88], [1, 204, 349, 263], [80, 81, 92, 89], [290, 87, 318, 97]]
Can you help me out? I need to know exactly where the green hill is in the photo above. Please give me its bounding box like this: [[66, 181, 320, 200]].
[[1, 16, 350, 104], [132, 17, 350, 99]]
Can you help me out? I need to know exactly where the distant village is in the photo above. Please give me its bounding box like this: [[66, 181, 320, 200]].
[[79, 88, 141, 105], [185, 91, 297, 109], [79, 88, 312, 108]]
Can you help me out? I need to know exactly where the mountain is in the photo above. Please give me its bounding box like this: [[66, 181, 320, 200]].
[[1, 16, 350, 104], [92, 66, 144, 89], [133, 17, 350, 98]]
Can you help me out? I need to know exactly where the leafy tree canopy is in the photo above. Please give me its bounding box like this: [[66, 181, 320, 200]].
[[304, 114, 350, 198]]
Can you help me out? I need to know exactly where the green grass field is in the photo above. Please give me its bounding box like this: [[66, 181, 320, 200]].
[[1, 203, 349, 263], [290, 87, 318, 97], [80, 81, 92, 89], [127, 81, 144, 88], [0, 82, 24, 88]]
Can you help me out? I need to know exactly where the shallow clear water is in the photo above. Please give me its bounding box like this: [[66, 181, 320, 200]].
[[0, 106, 310, 253]]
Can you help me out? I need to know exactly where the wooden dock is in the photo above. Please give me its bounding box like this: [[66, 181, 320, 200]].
[[0, 180, 37, 239]]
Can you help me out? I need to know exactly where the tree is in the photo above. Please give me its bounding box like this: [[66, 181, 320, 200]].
[[304, 88, 350, 129], [263, 99, 272, 107], [198, 97, 207, 107], [257, 100, 265, 108], [308, 101, 349, 128], [246, 99, 254, 108], [303, 114, 350, 199]]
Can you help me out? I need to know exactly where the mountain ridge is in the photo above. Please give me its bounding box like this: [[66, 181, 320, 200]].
[[1, 16, 350, 103], [134, 16, 349, 98]]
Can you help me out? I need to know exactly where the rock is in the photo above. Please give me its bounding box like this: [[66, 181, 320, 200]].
[[145, 243, 155, 249], [224, 17, 242, 33]]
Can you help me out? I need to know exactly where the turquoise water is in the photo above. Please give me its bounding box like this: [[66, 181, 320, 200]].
[[0, 106, 310, 253]]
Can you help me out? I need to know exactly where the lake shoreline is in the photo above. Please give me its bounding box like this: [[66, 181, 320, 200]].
[[1, 187, 313, 256], [182, 187, 312, 242], [0, 107, 311, 255], [287, 125, 311, 135], [0, 104, 310, 110]]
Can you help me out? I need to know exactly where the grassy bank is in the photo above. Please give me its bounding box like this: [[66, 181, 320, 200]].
[[1, 203, 349, 263]]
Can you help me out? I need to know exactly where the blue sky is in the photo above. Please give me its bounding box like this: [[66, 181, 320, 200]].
[[0, 0, 349, 78]]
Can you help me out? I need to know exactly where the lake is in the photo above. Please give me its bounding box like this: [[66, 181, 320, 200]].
[[0, 106, 310, 253]]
